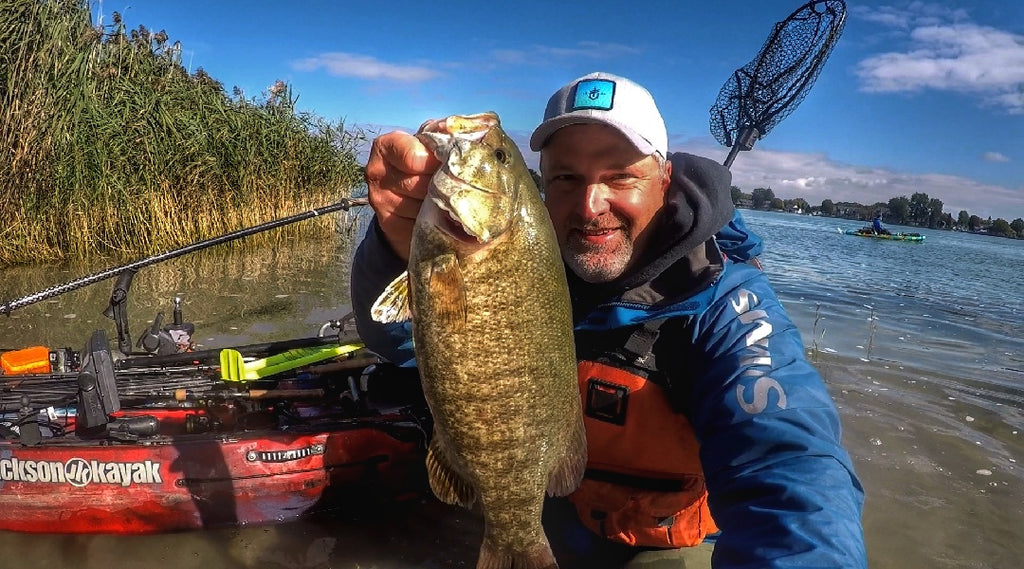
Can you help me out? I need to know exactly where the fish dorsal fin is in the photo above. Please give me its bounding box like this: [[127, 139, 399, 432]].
[[426, 437, 477, 508], [370, 271, 412, 323]]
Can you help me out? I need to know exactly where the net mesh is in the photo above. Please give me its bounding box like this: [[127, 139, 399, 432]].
[[710, 0, 847, 149]]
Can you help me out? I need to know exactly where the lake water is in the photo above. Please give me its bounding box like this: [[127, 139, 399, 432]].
[[0, 208, 1021, 568], [744, 210, 1023, 569]]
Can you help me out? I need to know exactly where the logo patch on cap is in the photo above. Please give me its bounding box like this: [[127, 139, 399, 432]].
[[572, 79, 615, 111]]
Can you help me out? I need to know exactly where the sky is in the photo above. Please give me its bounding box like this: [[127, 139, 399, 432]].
[[93, 0, 1024, 221]]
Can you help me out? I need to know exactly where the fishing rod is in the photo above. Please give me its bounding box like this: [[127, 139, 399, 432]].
[[0, 196, 369, 315], [115, 332, 354, 369], [1, 370, 223, 407], [1, 370, 296, 409], [711, 0, 847, 168]]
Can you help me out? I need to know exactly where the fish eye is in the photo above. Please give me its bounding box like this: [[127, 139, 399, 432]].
[[494, 148, 509, 164]]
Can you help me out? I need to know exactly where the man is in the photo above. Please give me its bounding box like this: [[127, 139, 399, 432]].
[[350, 72, 866, 568], [872, 211, 890, 235]]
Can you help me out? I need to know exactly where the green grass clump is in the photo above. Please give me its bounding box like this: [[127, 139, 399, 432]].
[[0, 0, 366, 266]]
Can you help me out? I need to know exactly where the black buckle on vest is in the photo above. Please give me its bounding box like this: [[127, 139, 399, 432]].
[[585, 379, 629, 425]]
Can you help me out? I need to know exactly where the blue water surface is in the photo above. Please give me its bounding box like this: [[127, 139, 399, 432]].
[[740, 209, 1024, 403]]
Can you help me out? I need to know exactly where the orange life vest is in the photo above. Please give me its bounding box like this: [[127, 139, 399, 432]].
[[569, 320, 718, 548]]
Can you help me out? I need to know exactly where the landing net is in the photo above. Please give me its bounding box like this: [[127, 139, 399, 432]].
[[710, 0, 847, 156]]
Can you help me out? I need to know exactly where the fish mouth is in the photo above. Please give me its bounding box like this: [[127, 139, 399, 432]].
[[432, 192, 484, 243], [438, 204, 479, 242]]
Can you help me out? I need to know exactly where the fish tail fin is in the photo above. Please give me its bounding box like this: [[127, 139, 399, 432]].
[[477, 538, 558, 569], [546, 416, 587, 497]]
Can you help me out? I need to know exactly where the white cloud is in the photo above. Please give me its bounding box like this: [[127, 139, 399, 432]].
[[675, 142, 1024, 221], [490, 49, 529, 65], [851, 3, 971, 29], [295, 40, 640, 82], [535, 41, 643, 59], [852, 6, 912, 29], [292, 53, 441, 82], [491, 42, 642, 65], [983, 151, 1010, 163], [854, 12, 1024, 113]]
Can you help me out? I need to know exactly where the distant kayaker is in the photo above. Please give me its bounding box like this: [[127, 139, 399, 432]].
[[872, 211, 891, 235], [351, 72, 867, 569]]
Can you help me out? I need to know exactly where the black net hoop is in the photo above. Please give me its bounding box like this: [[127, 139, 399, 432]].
[[710, 0, 847, 159]]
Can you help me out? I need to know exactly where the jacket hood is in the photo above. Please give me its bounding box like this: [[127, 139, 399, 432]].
[[568, 152, 735, 321]]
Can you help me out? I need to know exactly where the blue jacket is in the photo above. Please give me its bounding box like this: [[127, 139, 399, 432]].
[[350, 152, 866, 568], [717, 210, 765, 263], [572, 255, 866, 569]]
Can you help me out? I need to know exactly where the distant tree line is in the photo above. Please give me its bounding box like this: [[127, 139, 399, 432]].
[[731, 187, 1024, 240]]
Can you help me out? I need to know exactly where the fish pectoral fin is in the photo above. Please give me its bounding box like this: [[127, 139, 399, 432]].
[[426, 254, 467, 328], [426, 438, 476, 509], [546, 418, 588, 497], [370, 271, 412, 323]]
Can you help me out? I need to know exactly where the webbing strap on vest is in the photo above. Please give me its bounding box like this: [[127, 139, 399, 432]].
[[584, 467, 698, 492], [621, 317, 667, 369]]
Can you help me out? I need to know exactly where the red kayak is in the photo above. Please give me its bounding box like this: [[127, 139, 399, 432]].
[[0, 329, 431, 534]]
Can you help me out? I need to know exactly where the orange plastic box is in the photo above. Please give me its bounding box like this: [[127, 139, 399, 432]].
[[1, 346, 52, 375]]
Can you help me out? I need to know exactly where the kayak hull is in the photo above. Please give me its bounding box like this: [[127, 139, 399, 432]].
[[0, 408, 427, 534], [841, 228, 925, 242]]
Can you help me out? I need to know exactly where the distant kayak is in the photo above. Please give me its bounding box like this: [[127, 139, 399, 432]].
[[839, 227, 925, 242]]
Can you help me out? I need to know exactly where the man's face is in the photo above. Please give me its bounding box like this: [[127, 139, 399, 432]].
[[541, 123, 670, 283]]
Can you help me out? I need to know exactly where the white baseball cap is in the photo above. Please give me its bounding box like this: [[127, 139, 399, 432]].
[[529, 71, 668, 158]]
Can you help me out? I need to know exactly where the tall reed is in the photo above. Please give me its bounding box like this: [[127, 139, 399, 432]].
[[0, 0, 366, 267]]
